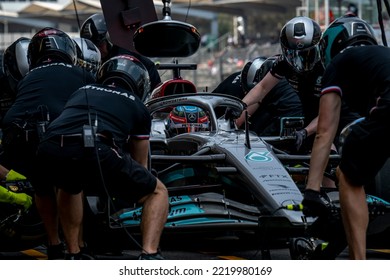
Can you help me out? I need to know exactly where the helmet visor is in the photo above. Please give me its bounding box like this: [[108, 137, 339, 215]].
[[284, 44, 321, 72]]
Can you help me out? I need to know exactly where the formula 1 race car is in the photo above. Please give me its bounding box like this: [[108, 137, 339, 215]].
[[2, 92, 389, 259], [79, 94, 322, 257], [82, 92, 390, 259], [83, 93, 314, 256]]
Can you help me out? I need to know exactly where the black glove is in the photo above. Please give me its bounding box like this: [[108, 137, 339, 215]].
[[224, 107, 241, 120], [294, 129, 307, 151], [302, 189, 332, 217]]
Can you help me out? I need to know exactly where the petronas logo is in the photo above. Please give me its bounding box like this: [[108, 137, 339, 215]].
[[245, 151, 273, 162]]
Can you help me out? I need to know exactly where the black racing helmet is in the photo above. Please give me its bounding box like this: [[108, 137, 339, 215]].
[[2, 37, 30, 93], [280, 16, 322, 73], [320, 14, 378, 68], [240, 56, 267, 93], [28, 27, 77, 69], [97, 55, 151, 101], [73, 37, 101, 74], [80, 13, 112, 49]]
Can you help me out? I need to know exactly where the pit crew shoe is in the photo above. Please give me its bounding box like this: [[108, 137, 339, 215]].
[[65, 252, 95, 260], [289, 237, 328, 260], [289, 237, 316, 260], [302, 189, 331, 217], [47, 243, 65, 260], [138, 251, 165, 260]]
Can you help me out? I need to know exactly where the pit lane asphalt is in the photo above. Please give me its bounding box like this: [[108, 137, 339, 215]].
[[1, 234, 389, 260]]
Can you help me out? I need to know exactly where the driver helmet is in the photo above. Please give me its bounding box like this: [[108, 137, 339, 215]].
[[280, 16, 322, 73], [240, 55, 280, 93], [167, 106, 209, 136], [2, 37, 30, 94], [28, 27, 77, 69], [80, 13, 112, 51], [73, 37, 101, 74], [320, 14, 377, 68], [96, 54, 150, 101]]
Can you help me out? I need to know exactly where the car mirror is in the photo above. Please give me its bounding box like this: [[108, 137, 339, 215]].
[[133, 20, 201, 57]]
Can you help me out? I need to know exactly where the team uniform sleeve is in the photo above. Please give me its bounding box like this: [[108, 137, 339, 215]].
[[130, 104, 152, 140], [321, 86, 342, 97], [320, 63, 343, 97], [269, 56, 287, 80]]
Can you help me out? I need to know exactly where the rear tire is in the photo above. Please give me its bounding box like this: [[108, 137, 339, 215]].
[[0, 204, 46, 251]]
